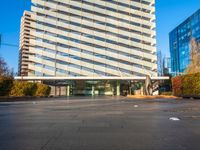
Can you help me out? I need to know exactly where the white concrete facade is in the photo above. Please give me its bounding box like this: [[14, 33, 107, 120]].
[[19, 0, 157, 77], [19, 11, 32, 76]]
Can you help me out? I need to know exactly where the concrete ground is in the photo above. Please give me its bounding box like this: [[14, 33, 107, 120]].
[[0, 96, 200, 150]]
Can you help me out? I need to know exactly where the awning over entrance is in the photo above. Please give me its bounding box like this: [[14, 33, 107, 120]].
[[14, 76, 170, 96], [14, 76, 169, 81]]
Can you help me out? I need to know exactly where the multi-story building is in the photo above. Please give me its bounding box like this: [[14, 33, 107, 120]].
[[18, 0, 158, 95], [157, 50, 163, 76], [163, 57, 171, 75], [18, 11, 32, 76], [169, 9, 200, 75]]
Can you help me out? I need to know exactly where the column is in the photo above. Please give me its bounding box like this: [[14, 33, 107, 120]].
[[92, 85, 95, 96], [67, 85, 70, 96], [116, 81, 120, 96]]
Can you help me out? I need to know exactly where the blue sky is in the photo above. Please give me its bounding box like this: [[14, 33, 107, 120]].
[[0, 0, 200, 72]]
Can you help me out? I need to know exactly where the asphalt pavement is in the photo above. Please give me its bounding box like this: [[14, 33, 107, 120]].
[[0, 96, 200, 150]]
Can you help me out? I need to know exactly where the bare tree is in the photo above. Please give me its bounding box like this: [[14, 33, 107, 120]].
[[186, 38, 200, 74], [0, 56, 13, 77]]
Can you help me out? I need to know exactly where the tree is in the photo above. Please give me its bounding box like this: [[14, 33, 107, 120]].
[[0, 56, 14, 96], [186, 38, 200, 74], [0, 56, 13, 77]]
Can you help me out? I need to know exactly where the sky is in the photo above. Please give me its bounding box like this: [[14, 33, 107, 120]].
[[0, 0, 200, 73]]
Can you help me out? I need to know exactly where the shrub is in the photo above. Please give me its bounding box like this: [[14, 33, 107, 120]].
[[172, 73, 200, 97], [182, 73, 200, 96], [10, 81, 37, 96], [160, 92, 173, 96], [36, 83, 51, 97], [172, 76, 183, 96], [10, 81, 51, 97], [0, 76, 13, 96]]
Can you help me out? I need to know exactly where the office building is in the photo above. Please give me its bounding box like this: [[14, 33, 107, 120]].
[[19, 0, 158, 95], [19, 11, 32, 76], [169, 9, 200, 75], [163, 57, 171, 75]]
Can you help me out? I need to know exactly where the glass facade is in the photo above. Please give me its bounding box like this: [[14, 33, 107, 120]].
[[169, 9, 200, 75]]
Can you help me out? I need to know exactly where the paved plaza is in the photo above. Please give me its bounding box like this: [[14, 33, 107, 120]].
[[0, 96, 200, 150]]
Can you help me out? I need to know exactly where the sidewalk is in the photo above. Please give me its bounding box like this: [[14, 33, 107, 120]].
[[127, 95, 180, 99]]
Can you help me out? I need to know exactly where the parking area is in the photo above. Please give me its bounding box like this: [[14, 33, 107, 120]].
[[0, 97, 200, 150]]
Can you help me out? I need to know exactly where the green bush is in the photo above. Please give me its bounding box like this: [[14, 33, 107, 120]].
[[0, 76, 13, 96], [10, 81, 37, 96], [36, 83, 51, 96]]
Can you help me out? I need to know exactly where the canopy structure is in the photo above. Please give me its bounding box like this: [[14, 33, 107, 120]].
[[14, 76, 170, 96], [14, 76, 169, 81]]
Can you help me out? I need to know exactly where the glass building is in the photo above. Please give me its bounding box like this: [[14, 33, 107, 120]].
[[169, 9, 200, 75], [18, 0, 158, 96]]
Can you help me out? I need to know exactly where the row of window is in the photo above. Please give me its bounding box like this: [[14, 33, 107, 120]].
[[34, 30, 154, 65], [43, 0, 153, 16], [34, 56, 146, 77], [34, 35, 153, 63], [34, 29, 154, 58], [34, 41, 152, 71], [35, 8, 153, 39], [36, 1, 153, 30], [35, 18, 153, 51]]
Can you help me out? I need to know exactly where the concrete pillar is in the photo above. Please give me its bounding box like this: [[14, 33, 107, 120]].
[[129, 82, 132, 95], [60, 86, 67, 96], [50, 86, 55, 96], [116, 81, 120, 96], [54, 86, 57, 96], [58, 86, 61, 96], [92, 85, 95, 96], [67, 85, 70, 96]]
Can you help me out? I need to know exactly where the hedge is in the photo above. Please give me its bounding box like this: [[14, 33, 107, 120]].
[[172, 73, 200, 97], [10, 81, 37, 96], [10, 81, 50, 97], [0, 76, 13, 96], [160, 92, 173, 96], [35, 83, 51, 97], [172, 76, 182, 97]]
